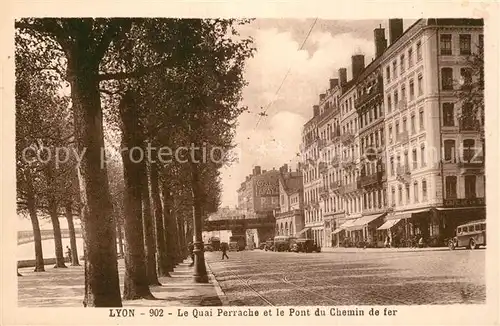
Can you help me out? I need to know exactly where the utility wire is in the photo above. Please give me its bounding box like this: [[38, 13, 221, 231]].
[[254, 18, 318, 129]]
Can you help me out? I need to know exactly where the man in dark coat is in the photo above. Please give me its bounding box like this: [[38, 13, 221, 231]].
[[221, 242, 229, 260]]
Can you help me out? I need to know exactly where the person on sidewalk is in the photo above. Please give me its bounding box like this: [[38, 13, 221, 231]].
[[66, 245, 72, 263], [221, 242, 229, 260], [188, 242, 194, 267]]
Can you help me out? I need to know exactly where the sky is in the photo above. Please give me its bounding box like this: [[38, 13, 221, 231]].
[[220, 19, 416, 208]]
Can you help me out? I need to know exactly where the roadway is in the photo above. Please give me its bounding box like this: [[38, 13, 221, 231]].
[[205, 248, 485, 305]]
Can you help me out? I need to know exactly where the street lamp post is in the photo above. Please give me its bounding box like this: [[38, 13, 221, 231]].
[[191, 164, 209, 284]]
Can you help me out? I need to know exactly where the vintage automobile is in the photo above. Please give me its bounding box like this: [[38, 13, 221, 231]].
[[208, 237, 221, 251], [290, 239, 321, 253], [273, 235, 297, 252], [264, 239, 274, 251], [448, 219, 486, 250], [204, 243, 213, 252], [258, 242, 267, 250]]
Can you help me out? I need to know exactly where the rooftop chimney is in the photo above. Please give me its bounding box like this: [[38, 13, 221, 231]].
[[351, 54, 365, 80], [338, 68, 347, 85], [313, 105, 319, 117], [253, 166, 261, 175], [389, 19, 404, 44], [329, 78, 339, 89], [319, 93, 326, 102], [374, 26, 387, 57]]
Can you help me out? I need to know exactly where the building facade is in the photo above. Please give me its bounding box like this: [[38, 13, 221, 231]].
[[381, 18, 485, 246], [275, 164, 305, 237], [300, 18, 484, 248]]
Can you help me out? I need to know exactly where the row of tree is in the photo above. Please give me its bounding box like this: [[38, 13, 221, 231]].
[[15, 18, 255, 307]]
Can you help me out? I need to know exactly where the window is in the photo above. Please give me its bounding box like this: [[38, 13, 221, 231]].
[[409, 79, 415, 100], [440, 34, 452, 55], [421, 145, 426, 167], [401, 83, 406, 100], [388, 126, 393, 144], [412, 148, 417, 169], [390, 156, 394, 176], [386, 66, 391, 83], [402, 118, 407, 132], [422, 179, 427, 201], [411, 114, 416, 134], [405, 183, 410, 203], [387, 94, 392, 113], [444, 140, 456, 162], [394, 90, 399, 107], [478, 34, 484, 52], [445, 176, 457, 199], [416, 41, 422, 61], [463, 139, 475, 162], [395, 121, 400, 135], [413, 181, 419, 203], [400, 54, 405, 73], [391, 187, 395, 206], [419, 109, 424, 130], [474, 224, 480, 231], [408, 47, 413, 67], [443, 103, 455, 126], [417, 74, 423, 96], [398, 186, 402, 206], [465, 175, 476, 198], [441, 67, 453, 90], [392, 60, 397, 78], [467, 225, 473, 232], [459, 34, 472, 55]]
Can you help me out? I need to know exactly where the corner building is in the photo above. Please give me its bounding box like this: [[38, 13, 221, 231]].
[[381, 19, 485, 246]]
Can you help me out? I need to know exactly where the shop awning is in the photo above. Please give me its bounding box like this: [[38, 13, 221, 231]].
[[331, 219, 357, 235], [387, 208, 430, 220], [377, 218, 402, 230], [346, 213, 384, 231]]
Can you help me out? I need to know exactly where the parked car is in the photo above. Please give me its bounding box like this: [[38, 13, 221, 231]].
[[208, 237, 221, 251], [258, 242, 266, 250], [264, 239, 274, 251], [273, 235, 297, 252], [291, 239, 321, 253], [449, 219, 486, 250], [204, 243, 213, 252]]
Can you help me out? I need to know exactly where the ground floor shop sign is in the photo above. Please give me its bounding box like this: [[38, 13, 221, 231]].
[[443, 198, 485, 208]]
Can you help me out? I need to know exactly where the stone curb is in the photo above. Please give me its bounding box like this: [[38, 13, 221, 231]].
[[205, 261, 230, 306]]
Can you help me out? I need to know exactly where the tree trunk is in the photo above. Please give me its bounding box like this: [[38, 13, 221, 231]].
[[48, 198, 67, 268], [68, 54, 122, 307], [119, 92, 154, 300], [116, 220, 124, 259], [161, 177, 175, 272], [176, 213, 186, 260], [171, 210, 182, 264], [25, 169, 45, 272], [150, 163, 170, 277], [142, 162, 161, 286], [65, 203, 80, 266], [190, 163, 208, 283]]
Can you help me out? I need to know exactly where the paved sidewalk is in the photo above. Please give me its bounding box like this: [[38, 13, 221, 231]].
[[320, 246, 450, 253], [18, 259, 223, 307]]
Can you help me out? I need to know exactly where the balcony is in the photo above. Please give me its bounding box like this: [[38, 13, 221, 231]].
[[396, 130, 409, 144], [459, 119, 480, 132], [396, 165, 411, 183], [318, 161, 328, 174], [443, 197, 485, 208], [398, 99, 408, 111], [458, 156, 484, 169], [358, 171, 383, 187], [341, 132, 354, 145], [319, 186, 329, 199], [340, 181, 361, 195], [330, 180, 341, 191], [355, 83, 382, 108], [342, 155, 357, 169], [318, 138, 327, 149]]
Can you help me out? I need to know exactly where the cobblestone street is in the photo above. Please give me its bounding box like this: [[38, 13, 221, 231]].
[[206, 248, 485, 306]]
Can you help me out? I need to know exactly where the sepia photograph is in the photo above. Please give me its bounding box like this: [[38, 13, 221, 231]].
[[4, 4, 498, 324]]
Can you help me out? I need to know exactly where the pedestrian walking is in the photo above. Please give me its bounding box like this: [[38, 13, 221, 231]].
[[188, 242, 194, 267], [66, 245, 72, 263], [221, 242, 229, 260]]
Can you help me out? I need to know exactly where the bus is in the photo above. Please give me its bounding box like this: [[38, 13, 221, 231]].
[[449, 219, 486, 250]]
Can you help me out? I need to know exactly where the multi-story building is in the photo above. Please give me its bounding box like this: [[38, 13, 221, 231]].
[[237, 165, 281, 246], [380, 18, 485, 246], [274, 164, 305, 236]]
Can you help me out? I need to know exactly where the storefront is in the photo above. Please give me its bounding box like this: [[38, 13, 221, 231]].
[[331, 218, 356, 247], [376, 208, 431, 247], [346, 213, 386, 247]]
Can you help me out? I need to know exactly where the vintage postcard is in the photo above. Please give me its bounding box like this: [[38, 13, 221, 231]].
[[1, 0, 499, 325]]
